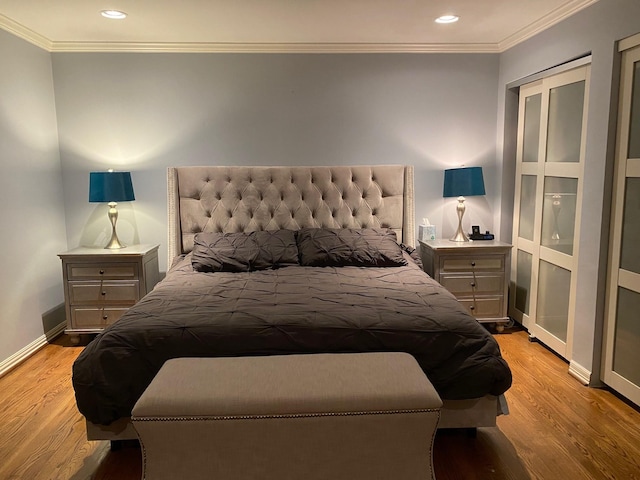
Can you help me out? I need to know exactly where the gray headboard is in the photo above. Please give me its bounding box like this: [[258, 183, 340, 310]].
[[167, 165, 415, 267]]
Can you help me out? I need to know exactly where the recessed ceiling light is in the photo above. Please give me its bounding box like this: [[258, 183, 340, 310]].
[[435, 15, 459, 24], [101, 10, 127, 20]]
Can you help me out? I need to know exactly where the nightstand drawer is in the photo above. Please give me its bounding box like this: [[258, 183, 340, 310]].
[[71, 307, 129, 329], [67, 263, 138, 280], [69, 282, 139, 304], [441, 256, 503, 272], [440, 274, 504, 296], [458, 297, 504, 318]]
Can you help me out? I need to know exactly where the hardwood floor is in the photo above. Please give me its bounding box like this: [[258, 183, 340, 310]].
[[0, 330, 638, 480]]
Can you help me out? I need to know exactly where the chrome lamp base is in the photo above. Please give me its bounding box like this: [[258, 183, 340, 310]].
[[105, 202, 126, 249], [450, 196, 470, 242]]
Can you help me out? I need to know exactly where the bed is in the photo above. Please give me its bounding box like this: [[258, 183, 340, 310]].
[[73, 165, 512, 440]]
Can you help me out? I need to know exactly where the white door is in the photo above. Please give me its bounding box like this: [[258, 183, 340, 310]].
[[603, 35, 640, 406], [510, 65, 590, 360]]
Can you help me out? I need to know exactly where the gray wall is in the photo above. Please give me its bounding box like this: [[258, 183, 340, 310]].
[[0, 30, 67, 365], [51, 52, 500, 271], [497, 0, 640, 380]]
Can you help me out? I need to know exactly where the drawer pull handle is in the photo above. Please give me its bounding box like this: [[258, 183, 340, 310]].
[[470, 261, 476, 267], [471, 282, 476, 287], [469, 305, 475, 310], [99, 270, 105, 275], [103, 315, 108, 320], [101, 291, 107, 296]]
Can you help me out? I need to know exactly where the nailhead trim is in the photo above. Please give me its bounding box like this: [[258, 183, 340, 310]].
[[133, 407, 441, 422]]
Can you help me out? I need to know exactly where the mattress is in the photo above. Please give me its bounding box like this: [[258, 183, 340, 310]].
[[73, 252, 512, 426]]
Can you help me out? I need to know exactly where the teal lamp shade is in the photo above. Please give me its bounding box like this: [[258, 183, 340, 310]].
[[443, 167, 485, 198], [443, 167, 485, 242], [89, 171, 135, 203], [89, 171, 135, 249]]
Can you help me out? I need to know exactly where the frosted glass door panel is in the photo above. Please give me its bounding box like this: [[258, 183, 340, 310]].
[[541, 177, 578, 255], [629, 62, 640, 158], [536, 260, 571, 342], [621, 178, 640, 273], [518, 175, 537, 241], [511, 63, 589, 355], [515, 250, 533, 315], [546, 81, 585, 163], [523, 94, 542, 162], [613, 287, 640, 386]]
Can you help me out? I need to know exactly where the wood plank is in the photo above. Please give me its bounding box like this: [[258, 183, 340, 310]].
[[0, 330, 638, 479]]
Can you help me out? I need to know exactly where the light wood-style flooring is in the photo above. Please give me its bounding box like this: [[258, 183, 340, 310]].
[[0, 330, 639, 480]]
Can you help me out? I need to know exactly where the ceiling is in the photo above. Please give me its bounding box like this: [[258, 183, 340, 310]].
[[0, 0, 598, 53]]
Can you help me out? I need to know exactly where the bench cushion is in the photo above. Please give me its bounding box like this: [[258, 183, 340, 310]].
[[132, 352, 442, 418], [132, 353, 442, 480]]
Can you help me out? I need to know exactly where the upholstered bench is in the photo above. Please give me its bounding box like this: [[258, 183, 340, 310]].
[[131, 352, 442, 480]]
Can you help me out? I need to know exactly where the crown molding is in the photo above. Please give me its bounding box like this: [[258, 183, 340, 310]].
[[0, 14, 52, 51], [1, 0, 598, 55], [48, 41, 499, 54], [498, 0, 598, 51]]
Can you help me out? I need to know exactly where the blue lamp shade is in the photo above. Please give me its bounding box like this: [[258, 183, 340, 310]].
[[89, 171, 135, 203], [443, 167, 486, 198]]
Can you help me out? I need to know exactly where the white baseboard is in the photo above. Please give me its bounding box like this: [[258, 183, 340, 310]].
[[0, 321, 66, 378], [568, 360, 591, 385]]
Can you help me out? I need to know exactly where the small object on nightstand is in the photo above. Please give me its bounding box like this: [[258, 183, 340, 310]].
[[419, 239, 511, 330], [469, 226, 495, 240], [419, 218, 437, 241], [58, 244, 160, 341]]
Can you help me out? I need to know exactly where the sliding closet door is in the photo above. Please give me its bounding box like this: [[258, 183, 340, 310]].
[[510, 65, 590, 359], [603, 36, 640, 406]]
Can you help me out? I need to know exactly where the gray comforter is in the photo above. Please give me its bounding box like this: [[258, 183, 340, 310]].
[[73, 253, 512, 425]]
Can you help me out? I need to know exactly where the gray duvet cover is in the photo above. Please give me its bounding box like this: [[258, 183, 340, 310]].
[[73, 253, 512, 425]]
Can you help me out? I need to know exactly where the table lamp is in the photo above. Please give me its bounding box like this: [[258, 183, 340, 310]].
[[89, 170, 135, 249], [443, 166, 485, 242]]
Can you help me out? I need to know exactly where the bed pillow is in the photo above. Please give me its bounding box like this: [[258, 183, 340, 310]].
[[296, 227, 407, 267], [192, 230, 299, 272]]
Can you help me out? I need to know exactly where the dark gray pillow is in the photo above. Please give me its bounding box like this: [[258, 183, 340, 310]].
[[296, 228, 407, 267], [192, 230, 299, 272]]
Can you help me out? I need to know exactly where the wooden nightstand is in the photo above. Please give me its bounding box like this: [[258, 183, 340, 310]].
[[419, 239, 512, 330], [58, 244, 160, 339]]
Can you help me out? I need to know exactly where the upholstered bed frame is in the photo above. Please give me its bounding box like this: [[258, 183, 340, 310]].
[[166, 165, 416, 268], [86, 165, 506, 441]]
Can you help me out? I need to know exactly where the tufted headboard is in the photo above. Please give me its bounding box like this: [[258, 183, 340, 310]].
[[167, 165, 415, 267]]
